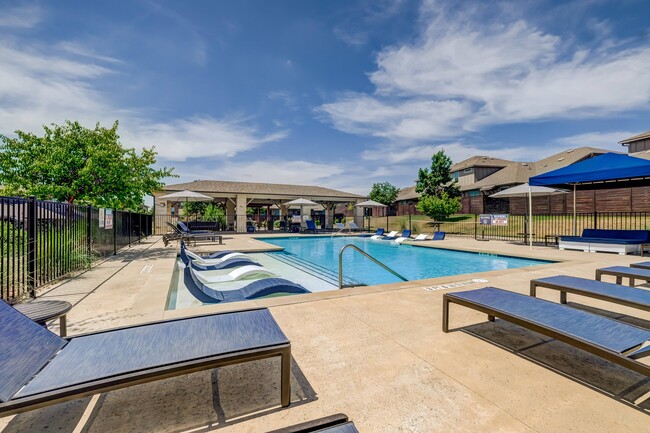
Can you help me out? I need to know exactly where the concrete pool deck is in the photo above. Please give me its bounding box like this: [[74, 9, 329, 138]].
[[1, 234, 649, 432]]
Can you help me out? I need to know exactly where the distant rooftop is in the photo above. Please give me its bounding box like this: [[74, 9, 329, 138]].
[[619, 130, 650, 144]]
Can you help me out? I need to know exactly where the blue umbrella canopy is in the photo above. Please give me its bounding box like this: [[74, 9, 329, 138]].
[[529, 153, 650, 186]]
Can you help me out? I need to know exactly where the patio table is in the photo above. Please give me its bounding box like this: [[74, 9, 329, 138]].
[[14, 300, 72, 337]]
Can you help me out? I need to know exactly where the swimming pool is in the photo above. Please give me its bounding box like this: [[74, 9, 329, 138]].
[[261, 236, 553, 286]]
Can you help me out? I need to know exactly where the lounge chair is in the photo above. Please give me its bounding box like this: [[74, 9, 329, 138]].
[[631, 261, 650, 270], [443, 287, 650, 378], [595, 266, 650, 286], [530, 275, 650, 314], [184, 266, 309, 303], [432, 231, 446, 241], [180, 245, 257, 270], [189, 261, 276, 284], [395, 230, 412, 243], [177, 221, 215, 234], [165, 222, 223, 246], [268, 413, 359, 433], [180, 241, 246, 264], [412, 233, 429, 241], [304, 220, 318, 233], [559, 229, 650, 255], [346, 222, 361, 232], [377, 230, 398, 240], [0, 300, 291, 416]]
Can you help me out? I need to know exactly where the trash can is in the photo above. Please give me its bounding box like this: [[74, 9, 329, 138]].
[[247, 226, 255, 233]]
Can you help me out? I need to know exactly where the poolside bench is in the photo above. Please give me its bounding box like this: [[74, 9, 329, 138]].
[[443, 287, 650, 378], [595, 266, 650, 286], [559, 229, 650, 255], [0, 302, 291, 416], [530, 275, 650, 313]]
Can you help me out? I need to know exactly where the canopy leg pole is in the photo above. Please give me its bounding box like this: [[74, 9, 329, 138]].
[[528, 185, 533, 249], [573, 184, 577, 236]]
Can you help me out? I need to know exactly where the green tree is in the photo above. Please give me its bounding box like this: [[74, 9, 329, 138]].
[[203, 204, 226, 225], [415, 150, 460, 198], [0, 120, 175, 210], [369, 181, 400, 205], [416, 191, 461, 221]]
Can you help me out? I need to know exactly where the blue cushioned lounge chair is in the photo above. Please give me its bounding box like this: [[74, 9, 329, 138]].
[[395, 230, 412, 243], [165, 222, 222, 246], [184, 266, 310, 303], [304, 220, 318, 233], [432, 231, 446, 241], [0, 300, 291, 416], [443, 287, 650, 378]]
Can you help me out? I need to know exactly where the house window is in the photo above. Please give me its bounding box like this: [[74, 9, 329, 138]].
[[463, 168, 473, 173], [452, 172, 459, 180], [467, 190, 480, 197]]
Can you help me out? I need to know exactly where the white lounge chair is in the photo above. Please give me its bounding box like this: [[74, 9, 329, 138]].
[[379, 230, 399, 239], [412, 234, 429, 241], [183, 248, 246, 264], [347, 222, 361, 232], [190, 262, 276, 284]]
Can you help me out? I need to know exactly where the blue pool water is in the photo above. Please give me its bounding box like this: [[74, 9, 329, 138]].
[[261, 236, 553, 286]]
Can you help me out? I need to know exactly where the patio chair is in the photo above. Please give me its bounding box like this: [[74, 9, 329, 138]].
[[412, 233, 429, 241], [165, 222, 223, 246], [443, 287, 650, 378], [0, 300, 291, 416], [530, 275, 650, 314], [395, 230, 412, 243], [189, 260, 276, 284], [184, 266, 309, 303], [267, 413, 359, 433], [382, 230, 399, 239], [432, 231, 446, 241], [177, 221, 215, 234]]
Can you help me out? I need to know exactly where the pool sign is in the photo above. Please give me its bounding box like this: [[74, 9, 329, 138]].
[[479, 214, 509, 226], [98, 208, 105, 228], [492, 214, 509, 226], [104, 209, 113, 230], [479, 214, 492, 225]]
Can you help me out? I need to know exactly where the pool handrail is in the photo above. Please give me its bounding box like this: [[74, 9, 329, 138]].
[[338, 244, 408, 289]]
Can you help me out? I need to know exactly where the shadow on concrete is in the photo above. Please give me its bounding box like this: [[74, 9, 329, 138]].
[[2, 357, 316, 433], [462, 320, 650, 414]]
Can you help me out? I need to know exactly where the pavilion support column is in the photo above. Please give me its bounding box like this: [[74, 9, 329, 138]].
[[236, 194, 247, 233], [226, 199, 235, 231], [354, 201, 364, 228], [324, 203, 335, 229]]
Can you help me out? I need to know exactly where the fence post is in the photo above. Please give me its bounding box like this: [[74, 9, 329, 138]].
[[138, 213, 142, 243], [128, 212, 131, 246], [593, 210, 597, 229], [86, 206, 92, 258], [409, 213, 412, 231], [27, 196, 37, 299], [113, 209, 117, 255], [474, 214, 478, 239]]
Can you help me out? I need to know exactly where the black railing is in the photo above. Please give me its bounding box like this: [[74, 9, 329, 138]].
[[0, 196, 152, 302], [366, 212, 650, 243]]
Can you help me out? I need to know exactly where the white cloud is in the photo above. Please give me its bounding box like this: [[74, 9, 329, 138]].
[[552, 130, 637, 151], [0, 5, 43, 28], [0, 40, 288, 162], [121, 117, 289, 161], [319, 3, 650, 141]]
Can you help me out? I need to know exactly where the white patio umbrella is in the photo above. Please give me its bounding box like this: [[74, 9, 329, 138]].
[[489, 183, 569, 248], [355, 200, 387, 231], [159, 190, 213, 217], [284, 198, 320, 227]]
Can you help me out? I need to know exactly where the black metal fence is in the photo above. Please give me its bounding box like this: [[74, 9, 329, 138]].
[[0, 196, 152, 302], [367, 211, 650, 243]]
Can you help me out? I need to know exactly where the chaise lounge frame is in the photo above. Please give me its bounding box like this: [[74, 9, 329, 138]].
[[165, 222, 223, 246], [0, 305, 291, 417], [530, 275, 650, 313], [443, 287, 650, 378]]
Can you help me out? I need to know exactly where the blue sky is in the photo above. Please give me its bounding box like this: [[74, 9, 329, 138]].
[[1, 0, 650, 197]]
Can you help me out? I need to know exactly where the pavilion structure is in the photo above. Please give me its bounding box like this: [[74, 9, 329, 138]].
[[154, 180, 365, 233]]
